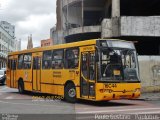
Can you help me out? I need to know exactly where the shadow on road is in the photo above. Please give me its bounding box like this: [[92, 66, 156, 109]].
[[76, 99, 134, 107]]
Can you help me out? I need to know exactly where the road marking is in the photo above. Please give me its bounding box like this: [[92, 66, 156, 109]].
[[5, 96, 14, 99], [77, 107, 160, 114], [0, 100, 74, 108]]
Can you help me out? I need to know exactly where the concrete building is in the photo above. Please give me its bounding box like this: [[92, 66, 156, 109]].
[[0, 25, 15, 69], [50, 27, 55, 41], [50, 27, 57, 44], [41, 38, 53, 47], [27, 35, 33, 49], [54, 0, 160, 92], [0, 21, 15, 37], [55, 0, 160, 55]]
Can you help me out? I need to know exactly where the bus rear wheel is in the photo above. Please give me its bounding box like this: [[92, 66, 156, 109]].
[[18, 80, 25, 94], [64, 83, 76, 103]]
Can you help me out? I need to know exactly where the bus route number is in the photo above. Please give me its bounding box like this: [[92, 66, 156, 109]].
[[105, 84, 117, 88]]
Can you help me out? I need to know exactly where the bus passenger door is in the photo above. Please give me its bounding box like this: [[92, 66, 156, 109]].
[[32, 57, 41, 91], [10, 59, 17, 88], [81, 51, 96, 99]]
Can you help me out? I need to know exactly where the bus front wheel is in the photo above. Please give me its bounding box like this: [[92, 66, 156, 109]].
[[18, 80, 25, 94], [64, 83, 76, 103]]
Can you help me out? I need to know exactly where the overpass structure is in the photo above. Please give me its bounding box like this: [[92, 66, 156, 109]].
[[54, 0, 160, 55]]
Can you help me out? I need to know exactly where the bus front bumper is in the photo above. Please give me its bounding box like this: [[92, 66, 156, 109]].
[[96, 83, 141, 101]]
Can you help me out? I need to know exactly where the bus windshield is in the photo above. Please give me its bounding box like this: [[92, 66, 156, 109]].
[[100, 48, 139, 82]]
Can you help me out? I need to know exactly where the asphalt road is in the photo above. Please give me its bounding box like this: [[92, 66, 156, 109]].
[[0, 84, 160, 120]]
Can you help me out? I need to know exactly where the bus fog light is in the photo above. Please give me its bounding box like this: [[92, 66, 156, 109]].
[[134, 88, 140, 92]]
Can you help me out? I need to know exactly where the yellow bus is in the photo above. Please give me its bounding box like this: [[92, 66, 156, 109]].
[[7, 39, 141, 102]]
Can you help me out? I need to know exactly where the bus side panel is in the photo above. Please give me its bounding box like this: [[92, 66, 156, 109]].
[[16, 70, 24, 88], [76, 87, 80, 99], [24, 82, 32, 91], [41, 84, 58, 95], [23, 69, 33, 91], [41, 70, 54, 93], [41, 70, 53, 84], [53, 69, 64, 85], [6, 69, 11, 87], [57, 85, 64, 96]]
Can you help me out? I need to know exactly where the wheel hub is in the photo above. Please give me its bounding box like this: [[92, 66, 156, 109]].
[[68, 88, 76, 98]]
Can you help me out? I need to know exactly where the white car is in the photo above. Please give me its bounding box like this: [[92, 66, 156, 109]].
[[1, 68, 6, 71], [0, 70, 6, 85]]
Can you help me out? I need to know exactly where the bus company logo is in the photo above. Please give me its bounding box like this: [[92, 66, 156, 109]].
[[76, 71, 79, 75]]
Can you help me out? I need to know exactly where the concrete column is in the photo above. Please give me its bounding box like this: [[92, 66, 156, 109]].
[[112, 0, 120, 17]]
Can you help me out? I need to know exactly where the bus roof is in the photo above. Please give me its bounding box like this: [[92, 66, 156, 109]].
[[9, 39, 130, 55]]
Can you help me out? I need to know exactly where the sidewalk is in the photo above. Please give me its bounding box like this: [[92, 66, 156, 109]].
[[139, 92, 160, 101]]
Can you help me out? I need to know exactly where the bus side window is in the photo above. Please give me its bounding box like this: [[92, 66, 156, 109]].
[[18, 54, 24, 69], [42, 51, 52, 69], [52, 50, 63, 69], [24, 54, 32, 69], [65, 48, 79, 69]]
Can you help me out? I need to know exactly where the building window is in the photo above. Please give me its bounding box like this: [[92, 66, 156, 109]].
[[23, 54, 32, 69], [65, 48, 79, 69], [18, 54, 24, 69], [42, 51, 52, 69], [52, 50, 63, 69]]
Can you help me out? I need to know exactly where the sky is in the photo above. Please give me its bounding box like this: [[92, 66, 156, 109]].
[[0, 0, 56, 50]]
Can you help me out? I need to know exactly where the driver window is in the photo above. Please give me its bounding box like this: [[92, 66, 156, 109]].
[[131, 53, 136, 68], [125, 52, 136, 68]]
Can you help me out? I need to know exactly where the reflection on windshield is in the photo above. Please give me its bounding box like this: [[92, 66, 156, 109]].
[[100, 48, 139, 81]]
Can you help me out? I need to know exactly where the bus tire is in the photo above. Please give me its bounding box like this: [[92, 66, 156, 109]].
[[18, 80, 25, 94], [64, 83, 76, 103]]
